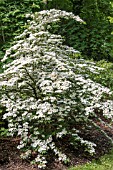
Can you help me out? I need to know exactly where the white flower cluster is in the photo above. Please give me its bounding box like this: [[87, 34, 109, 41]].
[[0, 9, 113, 169]]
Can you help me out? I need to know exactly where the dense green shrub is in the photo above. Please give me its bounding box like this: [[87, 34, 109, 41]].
[[0, 9, 113, 169], [94, 60, 113, 90], [48, 17, 113, 61], [45, 0, 113, 61], [0, 0, 44, 55]]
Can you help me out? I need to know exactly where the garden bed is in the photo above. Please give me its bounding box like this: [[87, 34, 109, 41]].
[[0, 123, 113, 170]]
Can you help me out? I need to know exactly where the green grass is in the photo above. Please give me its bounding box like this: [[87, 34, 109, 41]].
[[68, 149, 113, 170]]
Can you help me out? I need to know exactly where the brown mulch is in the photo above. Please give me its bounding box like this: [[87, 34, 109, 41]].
[[0, 138, 38, 170], [0, 124, 113, 170]]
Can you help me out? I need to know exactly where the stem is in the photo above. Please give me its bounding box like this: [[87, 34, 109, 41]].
[[26, 82, 38, 100]]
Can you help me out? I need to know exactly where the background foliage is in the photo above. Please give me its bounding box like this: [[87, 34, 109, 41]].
[[0, 0, 43, 57], [46, 0, 113, 61]]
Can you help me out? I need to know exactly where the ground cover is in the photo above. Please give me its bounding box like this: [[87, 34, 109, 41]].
[[69, 149, 113, 170]]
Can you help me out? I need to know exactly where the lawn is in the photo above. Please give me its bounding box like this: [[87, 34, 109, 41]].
[[68, 149, 113, 170]]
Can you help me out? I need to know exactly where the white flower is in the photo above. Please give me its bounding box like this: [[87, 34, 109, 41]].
[[26, 13, 31, 18], [56, 129, 67, 138], [17, 143, 25, 149]]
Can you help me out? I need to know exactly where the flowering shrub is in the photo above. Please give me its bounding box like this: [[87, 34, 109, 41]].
[[0, 9, 113, 169]]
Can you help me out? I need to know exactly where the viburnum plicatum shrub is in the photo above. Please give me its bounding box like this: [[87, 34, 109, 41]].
[[0, 9, 113, 169]]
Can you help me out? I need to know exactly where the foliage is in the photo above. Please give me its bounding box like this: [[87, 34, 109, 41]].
[[80, 0, 113, 60], [43, 0, 73, 11], [68, 149, 113, 170], [0, 106, 6, 131], [93, 60, 113, 90], [0, 127, 8, 137], [0, 0, 44, 56], [0, 9, 113, 169], [45, 0, 113, 61], [77, 59, 113, 92]]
